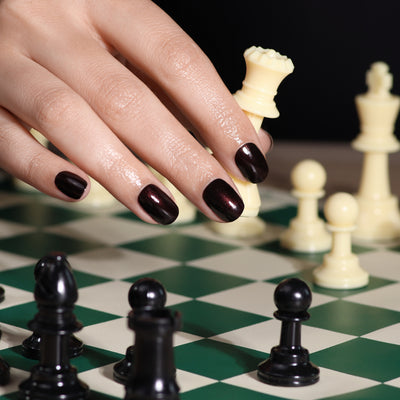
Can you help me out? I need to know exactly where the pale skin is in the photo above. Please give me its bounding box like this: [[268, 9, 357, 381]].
[[0, 0, 272, 224]]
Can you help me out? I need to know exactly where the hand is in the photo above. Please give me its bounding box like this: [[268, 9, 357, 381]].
[[0, 0, 272, 224]]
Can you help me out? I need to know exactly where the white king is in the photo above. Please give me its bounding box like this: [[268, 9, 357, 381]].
[[352, 62, 400, 241]]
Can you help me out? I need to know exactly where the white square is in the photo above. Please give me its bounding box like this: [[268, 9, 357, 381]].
[[357, 251, 400, 281], [0, 250, 36, 270], [45, 216, 166, 246], [211, 319, 356, 354], [0, 219, 34, 239], [198, 282, 335, 318], [345, 282, 400, 312], [223, 368, 378, 400], [68, 247, 177, 280], [189, 248, 312, 281], [0, 284, 33, 310], [362, 323, 400, 345]]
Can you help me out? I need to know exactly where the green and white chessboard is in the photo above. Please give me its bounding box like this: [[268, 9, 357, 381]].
[[0, 181, 400, 400]]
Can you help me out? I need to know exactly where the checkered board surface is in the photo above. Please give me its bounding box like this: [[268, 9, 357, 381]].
[[0, 182, 400, 400]]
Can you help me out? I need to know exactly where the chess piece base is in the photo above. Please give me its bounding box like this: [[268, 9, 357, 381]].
[[22, 332, 83, 360], [280, 218, 331, 253], [113, 345, 134, 384], [208, 216, 266, 238], [257, 346, 319, 387], [19, 365, 89, 400], [353, 195, 400, 241], [313, 253, 369, 289]]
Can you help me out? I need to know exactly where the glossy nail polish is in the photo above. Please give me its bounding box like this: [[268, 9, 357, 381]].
[[138, 184, 179, 225], [203, 179, 244, 222], [235, 143, 269, 183], [55, 171, 87, 200]]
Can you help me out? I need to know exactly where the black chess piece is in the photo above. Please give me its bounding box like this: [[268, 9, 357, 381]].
[[113, 277, 167, 384], [22, 256, 83, 359], [0, 286, 5, 303], [124, 279, 181, 400], [257, 278, 320, 387], [19, 253, 89, 400]]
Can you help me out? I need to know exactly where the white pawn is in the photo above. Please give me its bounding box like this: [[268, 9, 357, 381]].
[[313, 193, 369, 289], [280, 159, 331, 252]]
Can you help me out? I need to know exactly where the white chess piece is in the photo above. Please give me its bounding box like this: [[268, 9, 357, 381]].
[[313, 192, 369, 289], [352, 62, 400, 241], [210, 47, 294, 238], [280, 159, 331, 252]]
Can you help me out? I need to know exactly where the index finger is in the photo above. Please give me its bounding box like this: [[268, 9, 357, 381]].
[[89, 0, 269, 184]]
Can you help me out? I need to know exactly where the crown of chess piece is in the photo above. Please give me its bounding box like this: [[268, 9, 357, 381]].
[[19, 252, 89, 400], [113, 278, 168, 385], [22, 255, 83, 359], [124, 278, 181, 400], [257, 278, 319, 387], [280, 159, 331, 252]]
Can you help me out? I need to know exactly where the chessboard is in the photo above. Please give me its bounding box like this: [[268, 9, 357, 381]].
[[0, 182, 400, 400]]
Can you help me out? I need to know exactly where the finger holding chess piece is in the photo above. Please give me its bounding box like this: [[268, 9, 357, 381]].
[[313, 193, 369, 289], [280, 159, 331, 252]]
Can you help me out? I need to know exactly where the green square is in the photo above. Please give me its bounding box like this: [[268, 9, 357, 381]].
[[0, 393, 18, 400], [175, 339, 267, 380], [0, 302, 120, 330], [0, 232, 101, 259], [121, 233, 238, 262], [321, 384, 400, 400], [0, 202, 90, 227], [171, 300, 269, 337], [0, 346, 36, 372], [181, 382, 286, 400], [0, 266, 110, 292], [267, 273, 396, 299], [257, 240, 326, 263], [259, 205, 297, 227], [306, 300, 400, 335], [124, 265, 253, 298], [312, 338, 400, 382]]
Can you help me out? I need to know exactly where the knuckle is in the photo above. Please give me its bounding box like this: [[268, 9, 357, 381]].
[[157, 33, 203, 80], [97, 76, 141, 122], [23, 150, 44, 183], [34, 88, 78, 127]]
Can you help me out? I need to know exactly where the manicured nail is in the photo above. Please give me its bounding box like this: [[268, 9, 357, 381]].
[[235, 143, 269, 183], [203, 179, 244, 222], [138, 184, 179, 225], [55, 171, 87, 200]]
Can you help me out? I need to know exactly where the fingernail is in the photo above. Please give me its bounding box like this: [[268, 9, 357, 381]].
[[203, 179, 244, 222], [138, 184, 179, 225], [55, 171, 87, 199], [235, 143, 269, 183]]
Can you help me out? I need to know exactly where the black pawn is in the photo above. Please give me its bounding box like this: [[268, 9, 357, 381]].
[[113, 278, 167, 384], [257, 278, 320, 387], [22, 256, 83, 359], [124, 281, 181, 400], [19, 253, 89, 400]]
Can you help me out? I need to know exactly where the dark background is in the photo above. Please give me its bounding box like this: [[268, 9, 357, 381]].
[[153, 0, 400, 142]]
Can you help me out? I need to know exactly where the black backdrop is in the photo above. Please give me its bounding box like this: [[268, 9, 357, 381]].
[[153, 0, 400, 142]]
